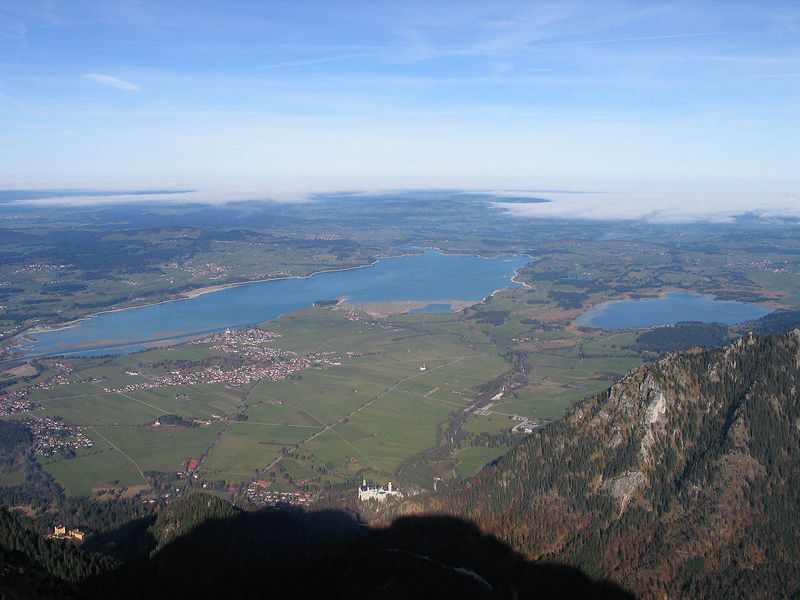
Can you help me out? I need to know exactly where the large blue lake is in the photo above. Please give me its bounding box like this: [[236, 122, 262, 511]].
[[19, 250, 531, 358], [575, 291, 771, 329]]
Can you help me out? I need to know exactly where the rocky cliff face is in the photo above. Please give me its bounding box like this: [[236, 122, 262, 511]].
[[408, 330, 800, 599]]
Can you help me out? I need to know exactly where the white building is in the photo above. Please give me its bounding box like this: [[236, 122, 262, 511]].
[[358, 479, 402, 502]]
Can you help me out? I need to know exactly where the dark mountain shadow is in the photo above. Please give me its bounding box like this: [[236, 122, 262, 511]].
[[80, 514, 157, 562], [80, 508, 635, 600]]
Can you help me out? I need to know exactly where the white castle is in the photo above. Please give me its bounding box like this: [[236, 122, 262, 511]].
[[358, 479, 402, 502]]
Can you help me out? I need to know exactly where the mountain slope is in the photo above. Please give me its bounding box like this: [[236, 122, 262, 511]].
[[412, 330, 800, 599]]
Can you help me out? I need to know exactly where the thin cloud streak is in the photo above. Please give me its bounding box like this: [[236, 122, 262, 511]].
[[525, 30, 735, 49], [83, 73, 140, 91], [759, 72, 800, 78], [249, 52, 375, 71]]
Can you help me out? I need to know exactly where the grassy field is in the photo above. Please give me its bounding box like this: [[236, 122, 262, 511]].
[[243, 401, 326, 427], [92, 424, 224, 472], [38, 392, 163, 426], [131, 385, 243, 418], [297, 430, 362, 479], [38, 424, 225, 495], [39, 440, 144, 497], [200, 425, 289, 481], [197, 311, 518, 484], [455, 445, 512, 479], [6, 297, 658, 496]]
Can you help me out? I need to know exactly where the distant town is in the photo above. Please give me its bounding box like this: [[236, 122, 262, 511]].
[[24, 416, 93, 457], [243, 480, 317, 507]]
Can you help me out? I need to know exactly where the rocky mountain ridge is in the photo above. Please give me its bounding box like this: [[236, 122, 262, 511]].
[[405, 330, 800, 598]]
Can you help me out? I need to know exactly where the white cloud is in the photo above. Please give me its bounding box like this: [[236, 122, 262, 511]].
[[492, 182, 800, 223], [83, 73, 140, 91]]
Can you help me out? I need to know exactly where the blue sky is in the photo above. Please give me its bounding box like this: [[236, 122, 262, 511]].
[[0, 1, 798, 218]]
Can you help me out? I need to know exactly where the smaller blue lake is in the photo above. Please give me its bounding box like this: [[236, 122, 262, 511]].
[[575, 292, 771, 329]]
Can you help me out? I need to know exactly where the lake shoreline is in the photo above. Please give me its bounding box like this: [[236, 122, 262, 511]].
[[25, 248, 534, 337], [16, 249, 531, 358], [575, 289, 775, 329], [23, 255, 407, 338]]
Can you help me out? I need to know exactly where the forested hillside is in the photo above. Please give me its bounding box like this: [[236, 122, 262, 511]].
[[410, 330, 800, 599], [0, 493, 633, 599]]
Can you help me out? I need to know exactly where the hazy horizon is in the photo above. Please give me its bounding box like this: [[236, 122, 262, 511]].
[[1, 1, 798, 221], [0, 177, 797, 224]]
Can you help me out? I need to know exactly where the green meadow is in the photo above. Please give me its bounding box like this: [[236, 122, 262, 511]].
[[8, 299, 654, 496]]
